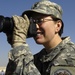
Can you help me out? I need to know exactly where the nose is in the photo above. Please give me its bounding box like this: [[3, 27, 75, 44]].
[[36, 24, 40, 29]]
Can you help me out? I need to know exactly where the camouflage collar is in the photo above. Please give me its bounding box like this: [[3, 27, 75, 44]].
[[40, 37, 71, 62]]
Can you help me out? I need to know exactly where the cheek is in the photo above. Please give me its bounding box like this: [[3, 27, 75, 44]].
[[43, 24, 55, 34], [44, 26, 56, 41], [46, 28, 55, 37]]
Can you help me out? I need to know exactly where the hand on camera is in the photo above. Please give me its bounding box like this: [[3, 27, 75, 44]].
[[6, 15, 30, 48]]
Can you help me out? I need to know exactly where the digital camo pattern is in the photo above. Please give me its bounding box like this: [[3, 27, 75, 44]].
[[53, 37, 75, 66], [12, 15, 30, 47], [25, 0, 62, 19], [34, 37, 75, 75], [5, 44, 41, 75], [5, 37, 75, 75], [39, 37, 75, 64]]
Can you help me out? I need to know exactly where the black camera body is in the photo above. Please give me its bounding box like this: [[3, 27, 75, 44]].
[[0, 15, 37, 38]]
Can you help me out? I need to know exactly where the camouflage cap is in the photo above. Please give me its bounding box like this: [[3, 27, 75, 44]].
[[22, 0, 63, 19]]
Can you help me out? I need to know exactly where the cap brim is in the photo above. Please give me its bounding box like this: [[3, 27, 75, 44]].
[[22, 9, 51, 18]]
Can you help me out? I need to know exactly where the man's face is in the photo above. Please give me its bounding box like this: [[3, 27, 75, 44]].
[[32, 14, 60, 46]]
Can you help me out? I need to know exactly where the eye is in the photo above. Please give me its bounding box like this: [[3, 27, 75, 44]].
[[37, 19, 42, 23], [36, 19, 45, 24], [30, 17, 44, 24]]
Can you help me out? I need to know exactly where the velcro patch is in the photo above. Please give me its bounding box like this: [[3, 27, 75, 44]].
[[50, 66, 75, 75]]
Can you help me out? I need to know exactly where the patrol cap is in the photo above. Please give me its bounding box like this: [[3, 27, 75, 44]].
[[22, 0, 63, 20]]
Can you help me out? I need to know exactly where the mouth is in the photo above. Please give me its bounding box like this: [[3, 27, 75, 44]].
[[36, 32, 44, 37], [35, 28, 44, 38]]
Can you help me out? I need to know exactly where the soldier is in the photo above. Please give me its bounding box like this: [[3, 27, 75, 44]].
[[5, 0, 75, 75]]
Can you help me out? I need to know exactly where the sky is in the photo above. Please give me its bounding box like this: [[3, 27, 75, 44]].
[[0, 0, 75, 67]]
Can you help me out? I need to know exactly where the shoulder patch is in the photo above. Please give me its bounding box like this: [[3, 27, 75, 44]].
[[54, 69, 71, 75], [50, 66, 75, 75]]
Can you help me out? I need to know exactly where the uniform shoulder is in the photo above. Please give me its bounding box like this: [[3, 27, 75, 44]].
[[53, 45, 75, 66]]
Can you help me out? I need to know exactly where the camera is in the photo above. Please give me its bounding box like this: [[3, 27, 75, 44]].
[[0, 15, 37, 38]]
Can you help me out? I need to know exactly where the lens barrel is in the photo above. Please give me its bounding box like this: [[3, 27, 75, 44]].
[[0, 15, 37, 38]]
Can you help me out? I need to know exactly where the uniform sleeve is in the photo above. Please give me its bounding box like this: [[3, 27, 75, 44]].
[[5, 44, 41, 75]]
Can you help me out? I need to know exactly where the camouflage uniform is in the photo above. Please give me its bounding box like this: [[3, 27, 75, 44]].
[[5, 37, 75, 75], [34, 37, 75, 75], [5, 44, 41, 75], [5, 0, 75, 75]]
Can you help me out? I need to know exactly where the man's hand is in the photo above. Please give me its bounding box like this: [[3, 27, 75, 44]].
[[6, 15, 30, 47]]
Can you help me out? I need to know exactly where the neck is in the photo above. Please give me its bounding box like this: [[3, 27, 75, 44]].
[[43, 35, 62, 52]]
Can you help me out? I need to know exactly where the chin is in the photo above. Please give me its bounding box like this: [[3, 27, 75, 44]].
[[35, 40, 44, 44], [36, 42, 43, 45], [34, 37, 45, 44]]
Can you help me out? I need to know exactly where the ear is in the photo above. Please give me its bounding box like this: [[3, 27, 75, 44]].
[[55, 20, 62, 33]]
